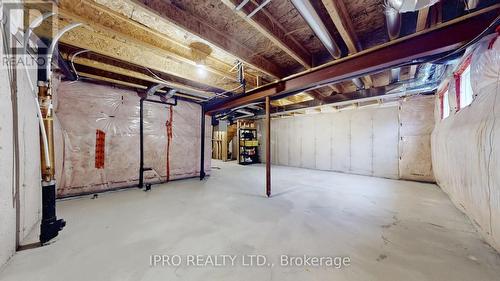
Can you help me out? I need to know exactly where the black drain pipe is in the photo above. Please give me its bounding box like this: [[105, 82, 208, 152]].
[[138, 96, 177, 189]]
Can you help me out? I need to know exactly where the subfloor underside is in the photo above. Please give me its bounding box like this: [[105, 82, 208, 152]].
[[1, 161, 500, 280]]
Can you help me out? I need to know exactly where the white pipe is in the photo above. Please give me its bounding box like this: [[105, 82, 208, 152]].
[[24, 12, 55, 53], [236, 0, 251, 10], [21, 13, 54, 168], [46, 22, 83, 78], [35, 96, 51, 169], [247, 0, 271, 18], [69, 49, 90, 81]]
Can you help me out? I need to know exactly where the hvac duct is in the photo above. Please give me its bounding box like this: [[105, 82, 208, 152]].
[[290, 0, 341, 59], [398, 0, 440, 12], [384, 0, 402, 40], [352, 78, 365, 89], [291, 0, 364, 89]]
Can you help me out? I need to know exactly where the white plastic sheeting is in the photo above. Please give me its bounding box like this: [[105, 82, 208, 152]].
[[432, 35, 500, 252], [260, 95, 437, 182], [54, 81, 211, 197], [399, 95, 435, 182], [262, 105, 401, 179], [0, 18, 40, 266]]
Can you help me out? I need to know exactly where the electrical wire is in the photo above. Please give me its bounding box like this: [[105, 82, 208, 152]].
[[69, 49, 90, 81]]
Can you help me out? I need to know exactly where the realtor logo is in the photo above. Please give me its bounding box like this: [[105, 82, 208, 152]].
[[1, 0, 57, 71]]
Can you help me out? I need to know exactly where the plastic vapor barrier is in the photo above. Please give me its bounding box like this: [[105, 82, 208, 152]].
[[54, 81, 211, 197], [261, 106, 401, 179], [431, 35, 500, 252], [260, 95, 436, 182]]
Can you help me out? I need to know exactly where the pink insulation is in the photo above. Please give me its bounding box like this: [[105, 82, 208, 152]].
[[54, 81, 211, 197]]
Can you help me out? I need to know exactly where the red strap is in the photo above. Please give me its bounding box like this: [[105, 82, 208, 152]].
[[454, 73, 461, 111], [453, 55, 472, 111]]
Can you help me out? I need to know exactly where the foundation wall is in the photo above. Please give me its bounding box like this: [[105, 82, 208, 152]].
[[54, 81, 211, 197], [431, 37, 500, 252]]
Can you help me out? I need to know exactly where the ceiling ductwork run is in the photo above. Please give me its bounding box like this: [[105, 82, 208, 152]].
[[384, 0, 403, 41], [290, 0, 342, 59]]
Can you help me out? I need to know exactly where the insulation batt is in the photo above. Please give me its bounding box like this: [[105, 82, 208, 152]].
[[431, 35, 500, 252], [260, 95, 436, 182], [54, 81, 211, 197]]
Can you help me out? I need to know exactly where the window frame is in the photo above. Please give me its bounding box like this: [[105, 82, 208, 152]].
[[453, 55, 473, 111]]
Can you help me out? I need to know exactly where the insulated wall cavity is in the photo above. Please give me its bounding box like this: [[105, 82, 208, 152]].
[[54, 81, 211, 197], [263, 105, 400, 179], [431, 37, 500, 252]]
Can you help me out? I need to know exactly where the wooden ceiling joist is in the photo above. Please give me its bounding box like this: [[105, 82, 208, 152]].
[[221, 0, 313, 69], [35, 14, 241, 91], [130, 0, 283, 79], [205, 5, 499, 114], [321, 0, 373, 89], [63, 53, 216, 99], [410, 6, 432, 78], [57, 0, 260, 89], [321, 0, 361, 55]]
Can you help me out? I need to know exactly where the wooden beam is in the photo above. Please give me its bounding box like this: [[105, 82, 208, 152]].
[[205, 5, 499, 114], [130, 0, 283, 78], [411, 6, 431, 78], [321, 0, 373, 88], [57, 0, 258, 89], [321, 0, 360, 54], [221, 0, 313, 68], [64, 53, 214, 98], [416, 6, 430, 32], [35, 16, 237, 91], [265, 96, 271, 198]]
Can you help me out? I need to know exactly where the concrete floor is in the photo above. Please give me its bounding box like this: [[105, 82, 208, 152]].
[[1, 161, 500, 281]]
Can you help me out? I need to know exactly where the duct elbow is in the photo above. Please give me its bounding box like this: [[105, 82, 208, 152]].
[[384, 0, 402, 40]]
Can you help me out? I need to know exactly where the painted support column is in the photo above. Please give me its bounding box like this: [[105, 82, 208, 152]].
[[265, 96, 271, 197], [200, 106, 206, 180]]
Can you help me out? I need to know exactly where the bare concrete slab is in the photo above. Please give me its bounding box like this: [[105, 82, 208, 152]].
[[1, 161, 499, 280]]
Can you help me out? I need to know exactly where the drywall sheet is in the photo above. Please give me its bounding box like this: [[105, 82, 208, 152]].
[[431, 37, 500, 252], [267, 105, 400, 179], [55, 81, 211, 197], [399, 95, 435, 182]]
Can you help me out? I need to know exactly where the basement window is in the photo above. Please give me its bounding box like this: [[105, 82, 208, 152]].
[[440, 90, 450, 119], [454, 55, 474, 111]]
